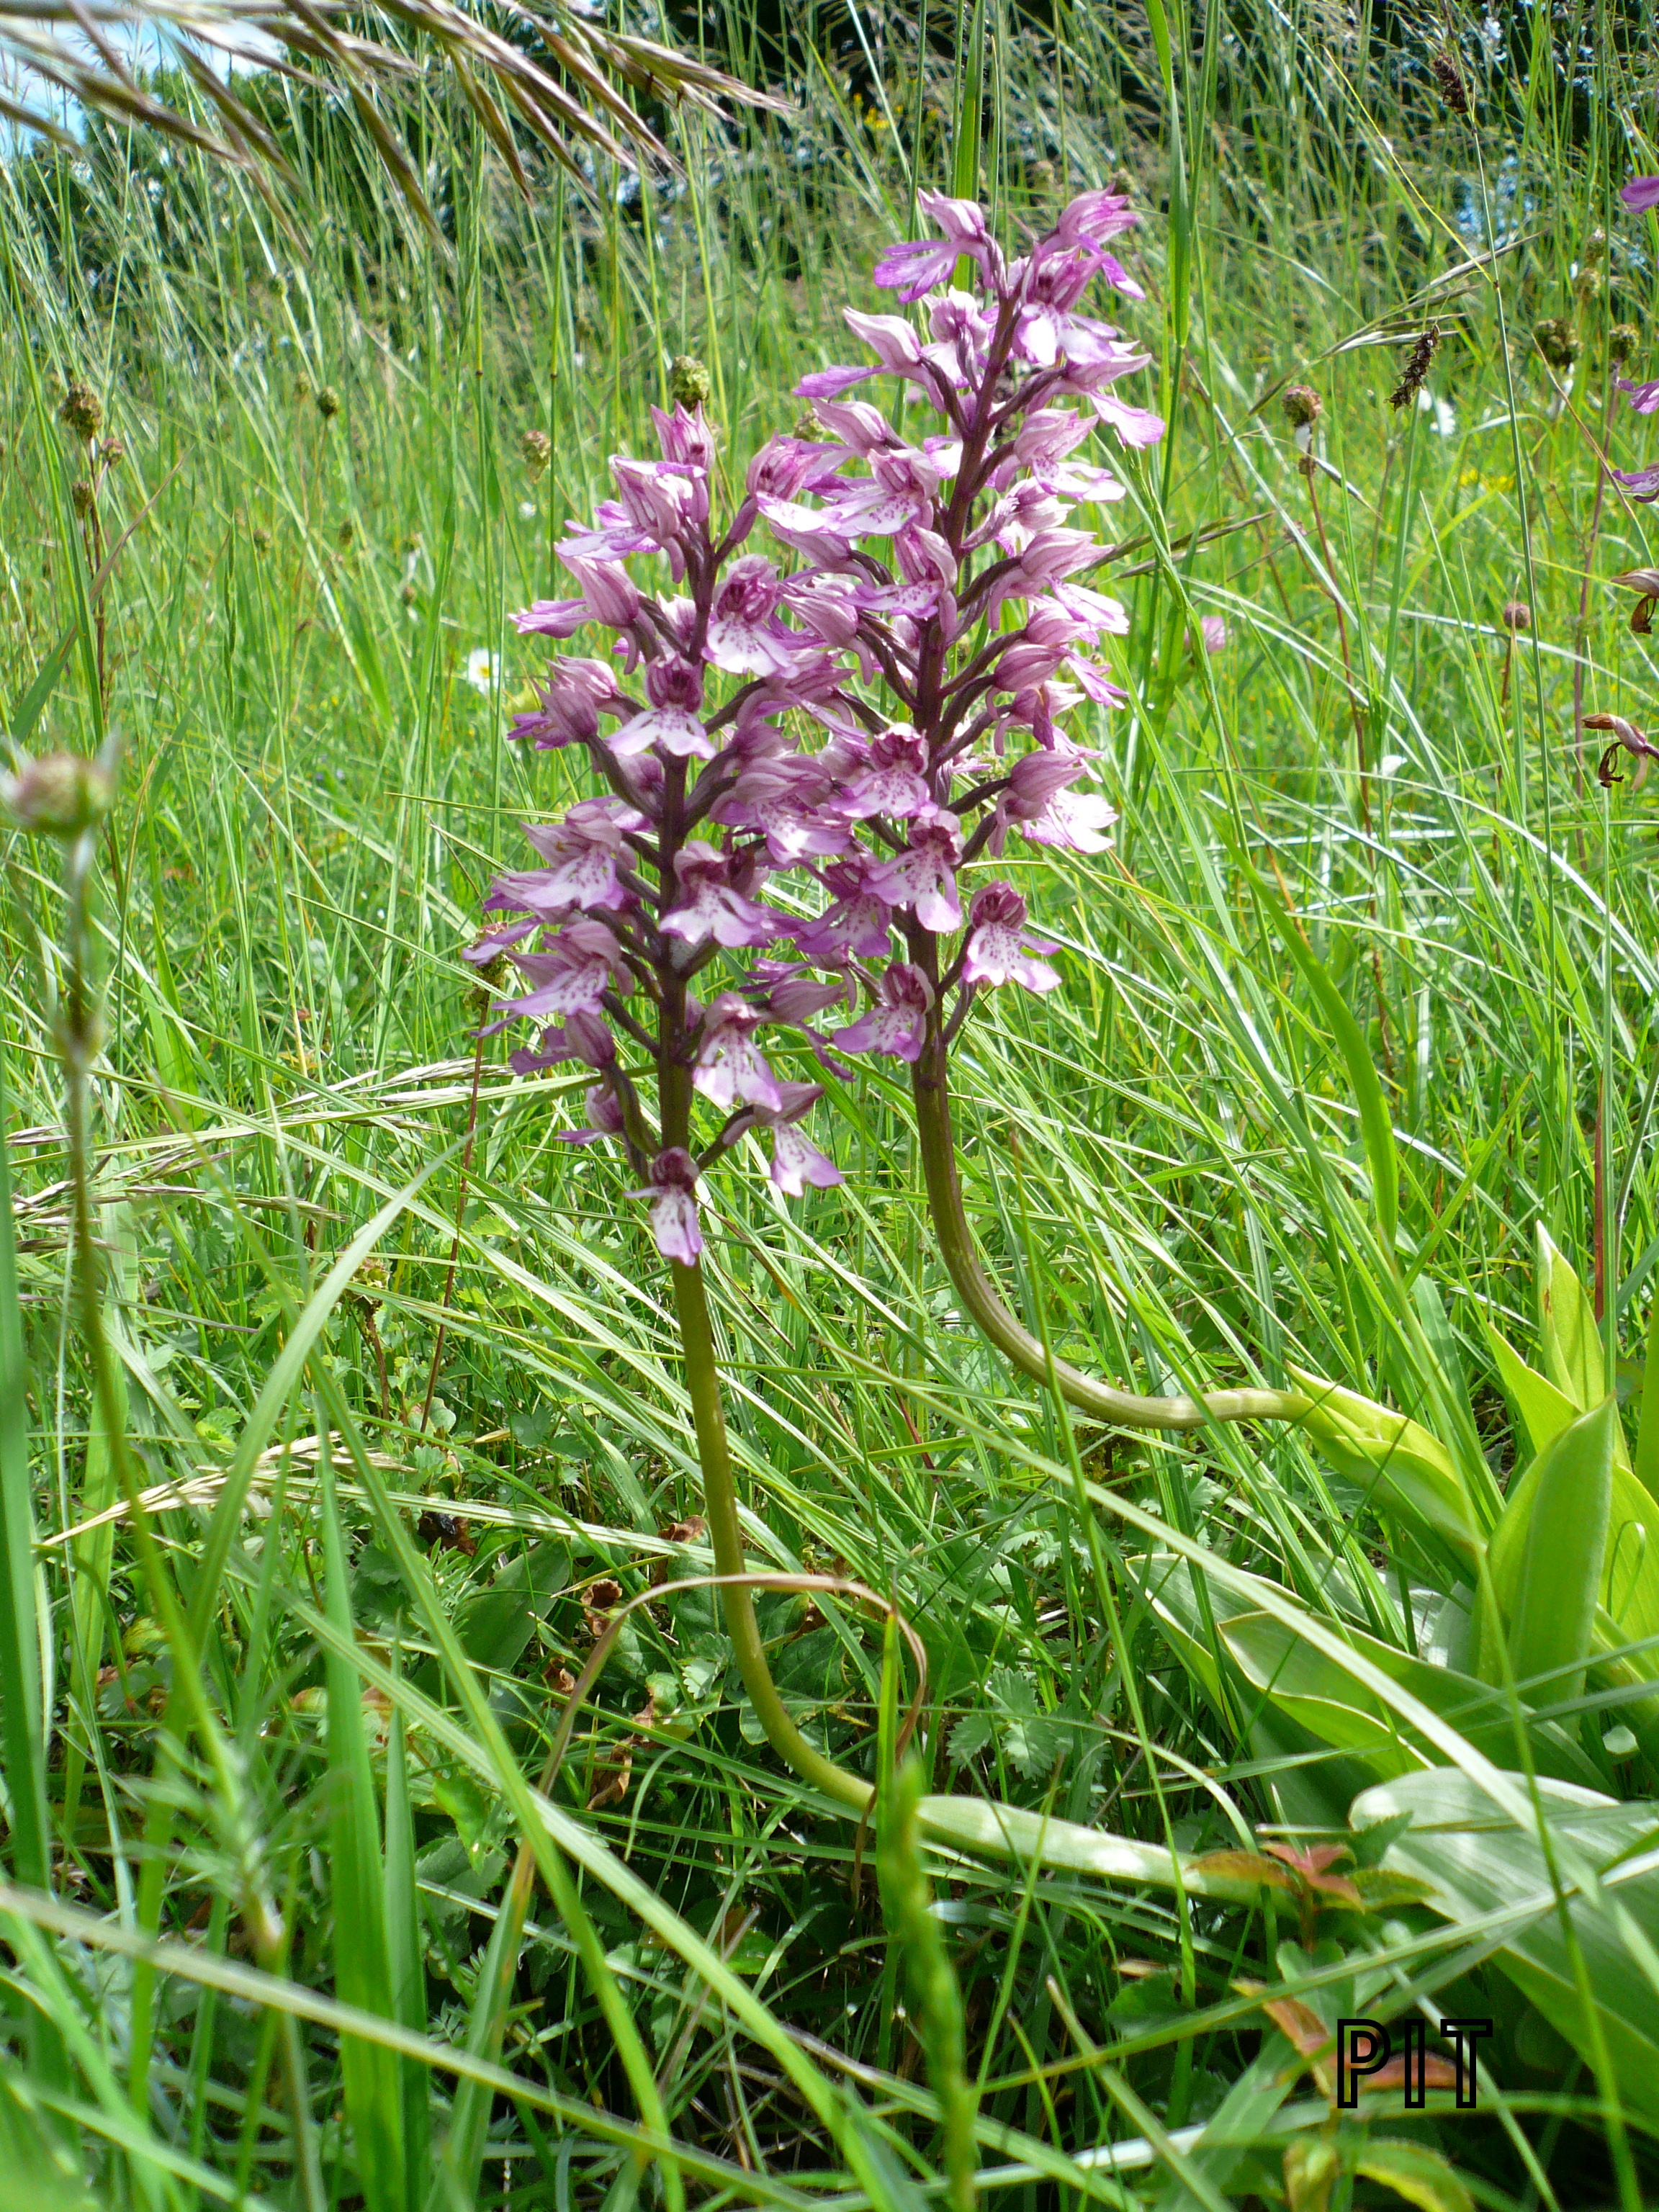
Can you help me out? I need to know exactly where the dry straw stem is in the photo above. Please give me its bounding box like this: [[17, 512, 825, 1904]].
[[0, 0, 777, 228]]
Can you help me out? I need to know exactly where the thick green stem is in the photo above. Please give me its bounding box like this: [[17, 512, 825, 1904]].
[[909, 1035, 1309, 1431], [669, 1255, 871, 1812]]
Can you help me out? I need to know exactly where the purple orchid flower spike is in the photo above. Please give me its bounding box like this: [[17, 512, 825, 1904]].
[[469, 187, 1308, 1817]]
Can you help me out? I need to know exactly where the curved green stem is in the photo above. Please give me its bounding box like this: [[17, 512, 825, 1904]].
[[909, 1036, 1309, 1432], [669, 1256, 872, 1812]]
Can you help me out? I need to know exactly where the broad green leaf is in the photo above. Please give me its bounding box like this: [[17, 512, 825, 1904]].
[[1352, 1769, 1659, 2130], [454, 1540, 570, 1673], [1489, 1324, 1635, 1473], [1289, 1368, 1489, 1567], [1355, 2139, 1473, 2212], [1217, 1610, 1601, 1791], [1480, 1397, 1615, 1704], [1636, 1281, 1659, 1506], [1536, 1225, 1604, 1411]]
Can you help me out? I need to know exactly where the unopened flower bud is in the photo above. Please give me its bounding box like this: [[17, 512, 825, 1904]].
[[667, 355, 712, 410], [1609, 323, 1640, 365], [520, 427, 552, 478], [315, 385, 341, 421], [1611, 569, 1659, 636], [2, 750, 115, 839], [58, 382, 103, 439], [1501, 600, 1531, 631], [1282, 385, 1323, 429], [71, 478, 95, 518], [1533, 318, 1580, 371]]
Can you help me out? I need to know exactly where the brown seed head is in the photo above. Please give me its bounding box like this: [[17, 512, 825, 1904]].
[[58, 382, 103, 440], [1501, 600, 1532, 632], [1431, 51, 1469, 115], [1532, 318, 1581, 372], [100, 436, 125, 467], [1, 751, 115, 840], [252, 526, 273, 553], [70, 478, 95, 519], [667, 354, 712, 411], [520, 426, 552, 479], [1282, 384, 1323, 430], [315, 386, 342, 421], [1609, 323, 1641, 366], [1389, 324, 1441, 410]]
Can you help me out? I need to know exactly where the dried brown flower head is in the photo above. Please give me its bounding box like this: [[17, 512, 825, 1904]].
[[315, 386, 342, 421], [1609, 323, 1641, 366], [1282, 385, 1323, 429], [58, 382, 103, 440], [1532, 318, 1580, 372], [1389, 325, 1440, 410], [1501, 600, 1532, 631], [1, 751, 115, 839], [70, 479, 95, 519]]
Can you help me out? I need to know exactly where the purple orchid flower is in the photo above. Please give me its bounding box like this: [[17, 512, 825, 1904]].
[[1622, 176, 1659, 213], [636, 1148, 703, 1264], [833, 963, 935, 1061], [479, 182, 1160, 1267], [961, 884, 1061, 993]]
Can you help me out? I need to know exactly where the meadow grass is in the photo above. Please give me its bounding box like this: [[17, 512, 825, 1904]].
[[4, 3, 1659, 2206]]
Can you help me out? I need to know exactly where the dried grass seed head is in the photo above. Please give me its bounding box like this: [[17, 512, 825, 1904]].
[[1431, 51, 1470, 115], [1501, 600, 1532, 631], [521, 427, 552, 478], [1389, 325, 1440, 410]]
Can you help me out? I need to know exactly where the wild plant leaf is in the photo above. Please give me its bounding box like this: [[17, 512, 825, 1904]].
[[1354, 2139, 1474, 2212], [1217, 1609, 1601, 1791], [1288, 1368, 1490, 1568], [1351, 1768, 1659, 2130], [1478, 1397, 1615, 1704], [1535, 1225, 1604, 1411]]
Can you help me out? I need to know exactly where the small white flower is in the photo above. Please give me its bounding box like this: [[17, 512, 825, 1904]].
[[1377, 753, 1407, 777], [518, 500, 536, 520], [464, 648, 500, 696]]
